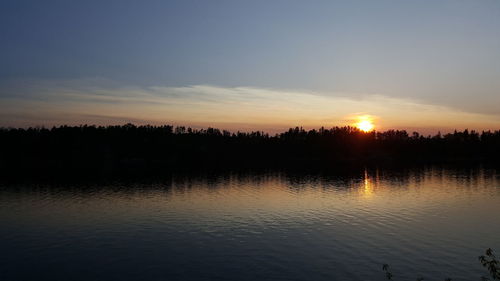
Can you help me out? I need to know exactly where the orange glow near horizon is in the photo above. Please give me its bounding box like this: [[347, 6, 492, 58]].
[[355, 116, 375, 132]]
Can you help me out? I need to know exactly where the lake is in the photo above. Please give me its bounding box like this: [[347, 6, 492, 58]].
[[1, 167, 499, 281]]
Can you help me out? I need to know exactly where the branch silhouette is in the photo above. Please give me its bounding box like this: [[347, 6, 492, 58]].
[[382, 249, 500, 280]]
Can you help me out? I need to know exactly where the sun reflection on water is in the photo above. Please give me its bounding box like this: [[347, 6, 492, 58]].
[[361, 169, 374, 198]]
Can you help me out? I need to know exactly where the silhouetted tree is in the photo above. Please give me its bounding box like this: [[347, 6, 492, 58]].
[[1, 124, 499, 179]]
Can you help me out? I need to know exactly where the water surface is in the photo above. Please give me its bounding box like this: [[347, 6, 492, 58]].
[[1, 167, 500, 280]]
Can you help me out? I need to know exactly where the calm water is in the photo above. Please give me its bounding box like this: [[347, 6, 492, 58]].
[[1, 167, 500, 281]]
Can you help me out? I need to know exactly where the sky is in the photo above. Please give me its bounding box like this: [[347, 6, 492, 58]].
[[1, 0, 500, 133]]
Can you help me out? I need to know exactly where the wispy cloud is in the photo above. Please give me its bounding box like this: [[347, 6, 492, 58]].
[[1, 79, 499, 133]]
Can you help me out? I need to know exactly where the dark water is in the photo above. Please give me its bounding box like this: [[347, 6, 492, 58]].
[[1, 167, 500, 281]]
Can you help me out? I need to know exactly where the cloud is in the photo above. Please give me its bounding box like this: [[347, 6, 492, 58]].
[[1, 78, 500, 133]]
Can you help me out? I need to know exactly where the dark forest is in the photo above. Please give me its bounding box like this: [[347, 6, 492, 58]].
[[1, 124, 500, 179]]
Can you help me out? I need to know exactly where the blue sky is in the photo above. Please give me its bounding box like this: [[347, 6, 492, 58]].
[[1, 0, 500, 132]]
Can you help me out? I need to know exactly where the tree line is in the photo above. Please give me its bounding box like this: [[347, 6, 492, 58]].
[[1, 124, 499, 179]]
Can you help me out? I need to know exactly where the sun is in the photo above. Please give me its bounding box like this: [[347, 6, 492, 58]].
[[355, 116, 375, 132]]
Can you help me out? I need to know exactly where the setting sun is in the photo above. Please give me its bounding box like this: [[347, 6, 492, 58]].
[[355, 116, 375, 132]]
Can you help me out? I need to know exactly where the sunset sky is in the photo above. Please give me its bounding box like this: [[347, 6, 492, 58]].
[[1, 0, 500, 134]]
